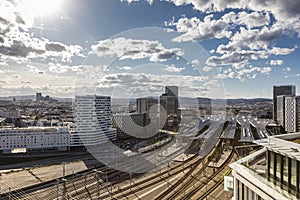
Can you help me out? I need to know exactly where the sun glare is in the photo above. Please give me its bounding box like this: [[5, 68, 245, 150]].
[[20, 0, 63, 19]]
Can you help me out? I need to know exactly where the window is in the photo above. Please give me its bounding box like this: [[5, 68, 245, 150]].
[[282, 156, 289, 185], [275, 153, 281, 182], [291, 159, 297, 189], [269, 151, 274, 179]]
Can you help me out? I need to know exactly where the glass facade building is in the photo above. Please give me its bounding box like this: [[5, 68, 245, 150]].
[[230, 133, 300, 200]]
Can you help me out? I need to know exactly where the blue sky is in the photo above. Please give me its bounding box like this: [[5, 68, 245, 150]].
[[0, 0, 300, 98]]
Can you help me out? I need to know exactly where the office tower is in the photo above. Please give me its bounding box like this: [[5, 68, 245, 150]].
[[160, 86, 179, 130], [73, 95, 116, 146], [230, 133, 300, 200], [136, 98, 158, 114], [165, 86, 178, 97], [36, 93, 42, 102], [285, 96, 300, 133], [277, 95, 286, 128], [160, 86, 179, 116], [273, 85, 296, 122]]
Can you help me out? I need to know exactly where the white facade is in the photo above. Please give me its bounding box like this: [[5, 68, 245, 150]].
[[230, 134, 300, 200], [277, 95, 286, 128], [285, 96, 300, 133], [0, 127, 70, 153], [73, 95, 116, 146]]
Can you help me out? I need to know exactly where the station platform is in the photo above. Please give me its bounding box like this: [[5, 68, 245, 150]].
[[208, 148, 233, 168]]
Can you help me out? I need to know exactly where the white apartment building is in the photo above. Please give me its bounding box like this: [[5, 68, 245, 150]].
[[0, 127, 70, 154], [285, 96, 300, 133], [73, 95, 116, 146]]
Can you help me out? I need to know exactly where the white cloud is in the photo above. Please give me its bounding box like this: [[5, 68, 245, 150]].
[[155, 0, 299, 76], [121, 0, 153, 4], [214, 66, 272, 80], [269, 60, 284, 66], [234, 11, 270, 29], [117, 66, 132, 71], [207, 47, 295, 69], [202, 66, 213, 72], [190, 59, 200, 66], [283, 67, 291, 72], [171, 16, 232, 42], [0, 62, 9, 67], [164, 66, 185, 73], [82, 71, 211, 98], [91, 37, 184, 62], [48, 63, 69, 74], [26, 65, 44, 74], [222, 26, 283, 51], [0, 0, 83, 62]]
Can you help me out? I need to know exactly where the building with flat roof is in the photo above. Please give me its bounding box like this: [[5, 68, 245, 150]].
[[277, 95, 286, 128], [36, 93, 42, 102], [160, 86, 180, 130], [136, 97, 158, 115], [111, 112, 159, 140], [230, 133, 300, 200], [73, 95, 116, 146], [273, 85, 296, 122], [285, 96, 300, 133], [0, 127, 70, 154]]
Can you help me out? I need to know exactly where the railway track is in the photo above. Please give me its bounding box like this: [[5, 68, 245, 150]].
[[181, 151, 235, 200], [153, 157, 206, 200], [6, 154, 200, 200], [96, 154, 200, 199]]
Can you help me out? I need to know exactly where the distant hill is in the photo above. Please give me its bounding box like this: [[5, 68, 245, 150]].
[[0, 95, 272, 104], [0, 95, 35, 101], [225, 98, 272, 105], [179, 97, 271, 105]]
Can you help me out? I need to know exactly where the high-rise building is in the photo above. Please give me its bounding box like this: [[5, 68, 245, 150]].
[[277, 95, 286, 128], [36, 93, 42, 102], [285, 96, 300, 133], [111, 112, 159, 140], [160, 86, 179, 130], [136, 98, 158, 114], [165, 86, 178, 97], [73, 95, 116, 146], [229, 133, 300, 200], [273, 85, 296, 122], [160, 86, 179, 116]]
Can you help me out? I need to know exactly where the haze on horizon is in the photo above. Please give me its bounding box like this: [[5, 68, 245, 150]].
[[0, 0, 300, 99]]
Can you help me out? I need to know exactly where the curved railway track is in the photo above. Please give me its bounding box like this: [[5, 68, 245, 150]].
[[181, 151, 235, 200], [7, 154, 201, 200], [95, 154, 200, 199]]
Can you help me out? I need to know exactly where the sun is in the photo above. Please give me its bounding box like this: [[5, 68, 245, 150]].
[[19, 0, 63, 20]]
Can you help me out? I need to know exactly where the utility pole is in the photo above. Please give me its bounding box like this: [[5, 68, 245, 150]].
[[62, 178, 67, 200], [62, 162, 67, 200], [93, 169, 100, 200], [56, 179, 59, 199], [0, 173, 2, 200]]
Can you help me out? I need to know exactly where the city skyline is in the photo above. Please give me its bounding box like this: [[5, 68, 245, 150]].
[[0, 0, 300, 99]]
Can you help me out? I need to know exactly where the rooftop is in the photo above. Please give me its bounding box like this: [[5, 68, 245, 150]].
[[254, 132, 300, 161]]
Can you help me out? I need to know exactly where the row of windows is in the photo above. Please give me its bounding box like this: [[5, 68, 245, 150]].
[[0, 142, 68, 149], [268, 151, 300, 197], [235, 179, 264, 200]]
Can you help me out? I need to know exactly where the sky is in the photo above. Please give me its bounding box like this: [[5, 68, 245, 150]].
[[0, 0, 300, 99]]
